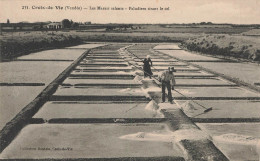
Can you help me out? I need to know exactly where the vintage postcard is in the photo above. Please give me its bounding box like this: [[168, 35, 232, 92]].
[[0, 0, 259, 160]]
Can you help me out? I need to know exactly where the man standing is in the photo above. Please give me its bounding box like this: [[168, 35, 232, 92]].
[[158, 67, 176, 104]]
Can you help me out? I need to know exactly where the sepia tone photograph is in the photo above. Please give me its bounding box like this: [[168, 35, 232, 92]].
[[0, 0, 260, 160]]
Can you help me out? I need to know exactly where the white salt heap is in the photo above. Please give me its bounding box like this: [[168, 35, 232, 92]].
[[213, 133, 259, 145], [120, 88, 131, 92], [145, 100, 165, 118], [141, 86, 161, 94], [140, 86, 161, 99], [181, 101, 198, 113], [119, 88, 143, 94], [120, 131, 174, 142], [120, 127, 210, 143], [133, 75, 143, 83], [145, 100, 159, 111]]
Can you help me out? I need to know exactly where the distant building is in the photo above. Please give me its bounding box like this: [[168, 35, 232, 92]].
[[45, 22, 63, 29], [85, 21, 91, 25]]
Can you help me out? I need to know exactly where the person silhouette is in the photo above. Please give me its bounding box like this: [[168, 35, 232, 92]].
[[158, 67, 176, 104], [143, 55, 153, 78]]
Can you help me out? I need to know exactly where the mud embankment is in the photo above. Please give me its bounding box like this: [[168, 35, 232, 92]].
[[181, 35, 260, 61]]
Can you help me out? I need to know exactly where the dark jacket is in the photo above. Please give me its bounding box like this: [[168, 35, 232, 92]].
[[143, 58, 153, 76]]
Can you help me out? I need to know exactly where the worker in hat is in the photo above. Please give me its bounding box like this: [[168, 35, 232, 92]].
[[158, 67, 176, 103], [143, 55, 153, 78]]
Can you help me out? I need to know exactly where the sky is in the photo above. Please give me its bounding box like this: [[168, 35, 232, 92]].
[[0, 0, 259, 24]]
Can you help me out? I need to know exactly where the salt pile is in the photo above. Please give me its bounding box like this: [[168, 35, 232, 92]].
[[113, 118, 126, 123], [119, 88, 143, 94], [120, 131, 173, 142], [133, 75, 143, 83], [213, 133, 259, 145], [145, 100, 159, 111], [181, 101, 198, 113], [120, 127, 210, 143], [143, 100, 164, 117], [119, 88, 131, 92], [120, 88, 131, 92], [141, 86, 161, 100]]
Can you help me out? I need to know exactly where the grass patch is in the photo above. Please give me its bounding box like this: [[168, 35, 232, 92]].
[[181, 34, 260, 61], [0, 31, 83, 61]]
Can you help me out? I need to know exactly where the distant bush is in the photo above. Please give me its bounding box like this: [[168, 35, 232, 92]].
[[0, 34, 83, 61], [182, 35, 260, 61]]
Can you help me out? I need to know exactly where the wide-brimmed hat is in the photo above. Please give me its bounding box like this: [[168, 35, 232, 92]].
[[168, 67, 176, 72]]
